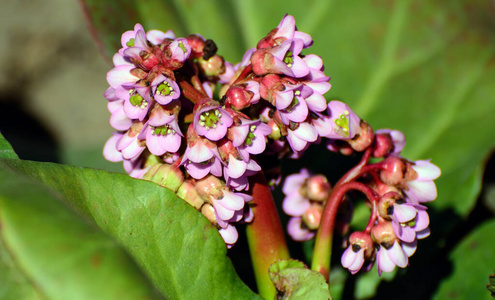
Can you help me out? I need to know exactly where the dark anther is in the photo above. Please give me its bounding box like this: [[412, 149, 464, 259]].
[[381, 241, 394, 250], [203, 39, 218, 60], [219, 95, 226, 106], [396, 198, 406, 204], [387, 205, 394, 215], [309, 111, 318, 119], [352, 244, 362, 252], [268, 108, 275, 118]]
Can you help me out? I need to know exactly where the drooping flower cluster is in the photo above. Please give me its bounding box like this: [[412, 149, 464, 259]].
[[282, 127, 440, 275]]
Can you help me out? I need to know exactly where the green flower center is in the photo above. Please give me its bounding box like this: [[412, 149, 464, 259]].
[[126, 38, 135, 47], [129, 89, 147, 109], [334, 111, 350, 138], [199, 109, 221, 130], [245, 125, 257, 146], [283, 51, 293, 67], [152, 125, 175, 136], [157, 81, 174, 96], [178, 42, 187, 53]]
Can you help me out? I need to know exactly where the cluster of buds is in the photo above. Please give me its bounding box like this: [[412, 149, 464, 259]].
[[282, 169, 331, 241]]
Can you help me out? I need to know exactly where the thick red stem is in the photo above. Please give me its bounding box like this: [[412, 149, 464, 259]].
[[246, 172, 290, 299]]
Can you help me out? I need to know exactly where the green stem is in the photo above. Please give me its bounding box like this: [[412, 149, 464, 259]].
[[246, 172, 290, 299]]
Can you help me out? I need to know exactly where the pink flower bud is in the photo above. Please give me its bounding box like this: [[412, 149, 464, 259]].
[[372, 132, 394, 158], [348, 121, 374, 152], [197, 55, 226, 78], [371, 221, 396, 249], [142, 163, 184, 192], [306, 174, 331, 202], [302, 203, 323, 230], [380, 155, 407, 186], [176, 180, 205, 210]]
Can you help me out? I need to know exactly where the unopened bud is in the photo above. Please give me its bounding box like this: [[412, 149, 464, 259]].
[[201, 203, 218, 226], [380, 156, 406, 186], [302, 203, 323, 230], [225, 85, 254, 110], [371, 221, 396, 249], [197, 55, 225, 78], [372, 132, 394, 158], [349, 231, 374, 259], [143, 163, 184, 192], [377, 191, 403, 219], [306, 175, 331, 202], [176, 180, 205, 210], [195, 174, 225, 203], [348, 121, 374, 152]]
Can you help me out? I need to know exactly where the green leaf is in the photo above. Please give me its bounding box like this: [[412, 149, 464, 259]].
[[0, 158, 259, 300], [269, 259, 331, 300], [434, 220, 495, 300], [0, 132, 18, 159], [0, 163, 160, 300]]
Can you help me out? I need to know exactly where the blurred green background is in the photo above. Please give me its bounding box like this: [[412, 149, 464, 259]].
[[1, 0, 495, 299]]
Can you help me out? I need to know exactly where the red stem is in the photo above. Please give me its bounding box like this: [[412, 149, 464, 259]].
[[246, 172, 290, 299], [178, 79, 206, 104], [311, 148, 375, 280]]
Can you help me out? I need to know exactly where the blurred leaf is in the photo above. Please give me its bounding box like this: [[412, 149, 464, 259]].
[[269, 259, 331, 300], [0, 158, 259, 300], [433, 219, 495, 300], [0, 132, 18, 159], [0, 163, 160, 300]]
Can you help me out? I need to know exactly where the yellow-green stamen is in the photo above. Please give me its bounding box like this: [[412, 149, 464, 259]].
[[199, 109, 222, 130], [157, 81, 174, 96], [283, 51, 293, 67], [334, 111, 350, 138]]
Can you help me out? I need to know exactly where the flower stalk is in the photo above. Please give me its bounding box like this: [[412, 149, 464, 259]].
[[246, 172, 290, 299]]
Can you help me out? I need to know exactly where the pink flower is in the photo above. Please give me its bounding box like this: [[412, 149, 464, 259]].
[[194, 104, 233, 141]]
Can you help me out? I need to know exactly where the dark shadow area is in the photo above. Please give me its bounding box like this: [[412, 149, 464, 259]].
[[228, 223, 257, 293], [0, 91, 60, 163]]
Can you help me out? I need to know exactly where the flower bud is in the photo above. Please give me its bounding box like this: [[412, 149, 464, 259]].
[[372, 132, 394, 158], [176, 180, 205, 210], [371, 221, 396, 249], [348, 231, 374, 259], [380, 155, 406, 186], [201, 203, 218, 226], [225, 85, 254, 110], [143, 163, 184, 192], [305, 175, 331, 202], [197, 54, 226, 78], [377, 191, 403, 220], [302, 203, 323, 230], [195, 174, 225, 203], [348, 121, 374, 152]]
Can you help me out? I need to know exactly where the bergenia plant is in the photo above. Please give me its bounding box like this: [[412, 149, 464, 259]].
[[2, 2, 495, 299], [102, 15, 440, 298]]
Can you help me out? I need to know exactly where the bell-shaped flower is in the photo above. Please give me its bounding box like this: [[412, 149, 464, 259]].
[[404, 160, 441, 203], [193, 103, 233, 141]]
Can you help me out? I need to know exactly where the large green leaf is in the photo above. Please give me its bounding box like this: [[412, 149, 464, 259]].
[[0, 158, 259, 300], [0, 132, 18, 159], [0, 163, 160, 300], [434, 219, 495, 300]]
